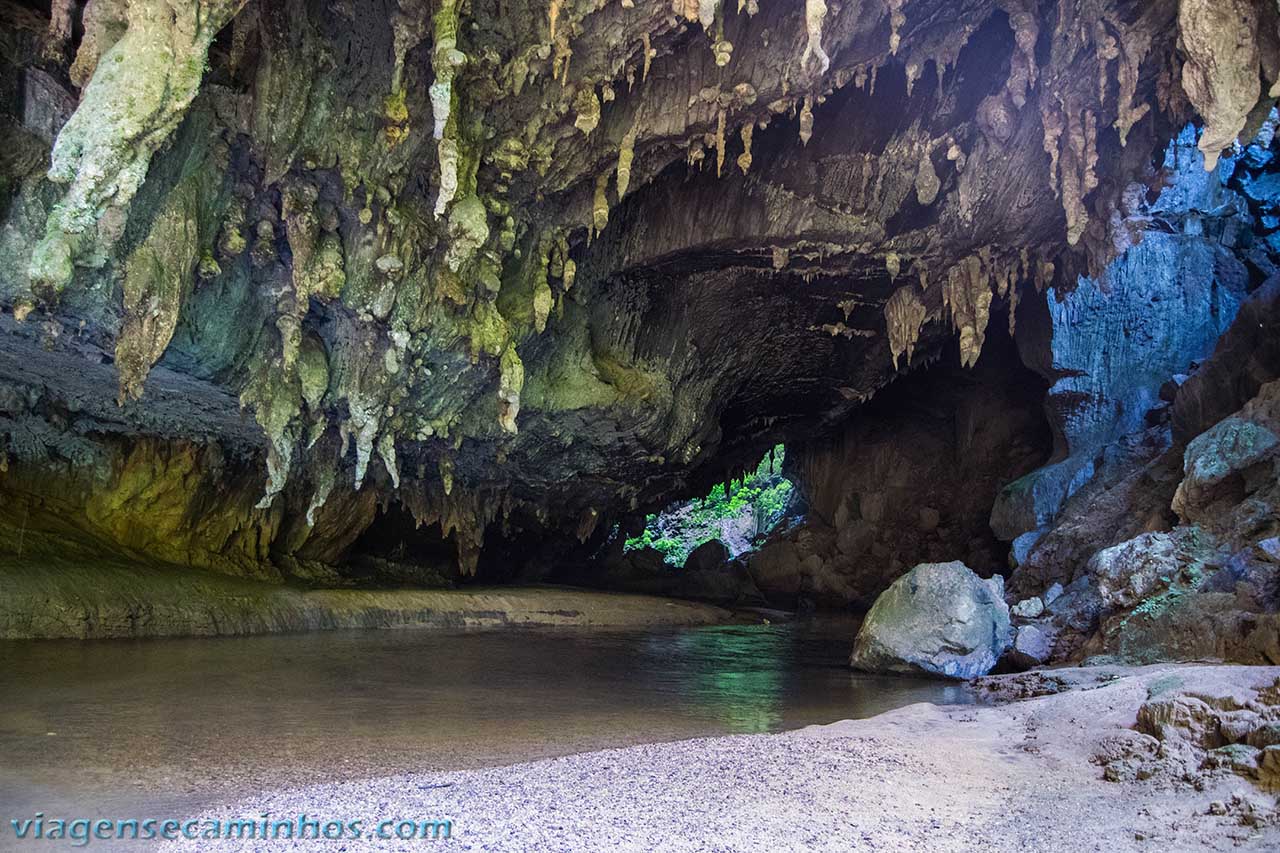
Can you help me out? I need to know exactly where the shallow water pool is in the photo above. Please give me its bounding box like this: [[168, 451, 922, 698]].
[[0, 619, 972, 823]]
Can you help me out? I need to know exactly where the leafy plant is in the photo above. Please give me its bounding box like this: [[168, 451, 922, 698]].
[[624, 444, 793, 566]]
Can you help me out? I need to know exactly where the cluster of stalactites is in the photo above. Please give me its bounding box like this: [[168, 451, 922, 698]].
[[431, 0, 465, 218], [881, 248, 1048, 372], [884, 283, 927, 369], [400, 477, 515, 576], [28, 0, 250, 297]]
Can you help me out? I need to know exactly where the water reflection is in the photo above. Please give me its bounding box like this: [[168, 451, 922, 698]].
[[0, 620, 973, 820], [656, 627, 787, 733]]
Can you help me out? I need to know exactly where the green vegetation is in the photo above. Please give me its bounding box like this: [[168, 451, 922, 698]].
[[625, 445, 793, 566]]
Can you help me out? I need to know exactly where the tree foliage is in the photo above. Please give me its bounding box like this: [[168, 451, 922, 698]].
[[624, 444, 793, 566]]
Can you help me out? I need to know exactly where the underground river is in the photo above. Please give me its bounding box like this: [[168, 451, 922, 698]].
[[0, 619, 972, 825]]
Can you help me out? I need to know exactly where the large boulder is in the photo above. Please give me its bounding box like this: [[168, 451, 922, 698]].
[[683, 539, 730, 573], [1171, 416, 1279, 522], [849, 561, 1012, 680]]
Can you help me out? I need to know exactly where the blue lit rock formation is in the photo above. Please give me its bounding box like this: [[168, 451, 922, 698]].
[[992, 128, 1254, 549]]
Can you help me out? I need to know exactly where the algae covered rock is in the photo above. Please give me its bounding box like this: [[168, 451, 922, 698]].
[[850, 561, 1012, 680]]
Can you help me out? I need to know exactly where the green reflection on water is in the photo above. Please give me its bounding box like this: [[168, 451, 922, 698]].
[[665, 625, 790, 734]]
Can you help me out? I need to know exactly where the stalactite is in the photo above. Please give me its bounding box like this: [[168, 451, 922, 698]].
[[498, 345, 524, 434], [799, 96, 814, 145], [576, 507, 600, 543], [617, 122, 638, 198], [887, 0, 906, 55], [429, 0, 463, 140], [943, 254, 993, 369], [737, 124, 754, 174], [439, 455, 455, 496], [801, 0, 830, 75], [44, 0, 75, 62], [884, 285, 926, 369], [1003, 4, 1039, 108], [29, 0, 249, 296], [574, 86, 601, 135], [377, 433, 400, 489], [69, 0, 128, 88], [916, 147, 940, 205], [431, 0, 464, 218], [1177, 0, 1261, 170], [712, 39, 733, 67], [698, 0, 720, 29], [1007, 280, 1021, 337], [715, 107, 727, 177], [305, 465, 336, 527], [1112, 24, 1151, 147], [1040, 96, 1097, 245], [548, 0, 561, 40], [593, 172, 611, 235]]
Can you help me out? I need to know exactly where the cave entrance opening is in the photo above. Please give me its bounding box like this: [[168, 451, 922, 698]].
[[623, 444, 794, 568]]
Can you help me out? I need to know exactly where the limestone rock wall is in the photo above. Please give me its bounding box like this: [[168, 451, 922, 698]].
[[1006, 277, 1280, 666], [1, 1, 1279, 586]]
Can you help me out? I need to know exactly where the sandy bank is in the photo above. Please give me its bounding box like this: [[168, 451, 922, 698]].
[[0, 556, 735, 639], [157, 664, 1280, 852]]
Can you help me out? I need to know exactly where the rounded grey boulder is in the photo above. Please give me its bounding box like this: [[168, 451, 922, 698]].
[[850, 561, 1012, 680]]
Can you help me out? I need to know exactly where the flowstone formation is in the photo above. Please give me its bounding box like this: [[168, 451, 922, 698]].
[[2, 1, 1280, 594]]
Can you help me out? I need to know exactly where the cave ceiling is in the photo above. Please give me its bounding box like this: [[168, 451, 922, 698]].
[[0, 0, 1277, 571]]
